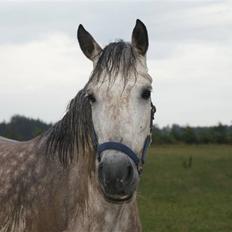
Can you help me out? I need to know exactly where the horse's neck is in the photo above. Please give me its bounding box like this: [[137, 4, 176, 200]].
[[28, 141, 141, 232]]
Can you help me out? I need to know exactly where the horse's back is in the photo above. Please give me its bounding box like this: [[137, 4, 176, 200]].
[[0, 136, 40, 197], [0, 136, 31, 160], [0, 135, 21, 144], [0, 136, 37, 150]]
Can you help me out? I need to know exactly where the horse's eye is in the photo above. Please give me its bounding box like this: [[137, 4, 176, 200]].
[[141, 89, 151, 100], [87, 93, 96, 103]]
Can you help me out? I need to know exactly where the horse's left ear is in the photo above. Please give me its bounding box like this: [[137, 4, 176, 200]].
[[77, 24, 102, 61], [132, 19, 149, 56]]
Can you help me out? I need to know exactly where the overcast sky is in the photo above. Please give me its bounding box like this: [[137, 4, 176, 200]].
[[0, 1, 231, 127]]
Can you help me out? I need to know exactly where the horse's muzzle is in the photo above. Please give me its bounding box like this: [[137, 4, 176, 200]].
[[98, 151, 139, 202]]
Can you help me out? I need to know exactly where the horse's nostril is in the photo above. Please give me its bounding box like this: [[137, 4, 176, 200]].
[[125, 165, 134, 184]]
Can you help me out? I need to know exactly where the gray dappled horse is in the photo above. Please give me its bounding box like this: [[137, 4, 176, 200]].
[[0, 19, 155, 232]]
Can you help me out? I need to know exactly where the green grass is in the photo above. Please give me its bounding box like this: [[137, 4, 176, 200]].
[[138, 145, 232, 232]]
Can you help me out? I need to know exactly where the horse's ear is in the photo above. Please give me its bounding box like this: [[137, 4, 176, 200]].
[[131, 19, 149, 56], [77, 24, 102, 61]]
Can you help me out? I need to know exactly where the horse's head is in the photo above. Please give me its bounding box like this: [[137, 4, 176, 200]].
[[77, 20, 155, 203]]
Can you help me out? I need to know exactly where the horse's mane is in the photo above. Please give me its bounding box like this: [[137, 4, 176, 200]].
[[45, 90, 97, 166], [45, 41, 140, 166]]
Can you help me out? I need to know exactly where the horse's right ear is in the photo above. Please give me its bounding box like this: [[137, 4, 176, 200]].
[[77, 25, 102, 61], [132, 19, 149, 56]]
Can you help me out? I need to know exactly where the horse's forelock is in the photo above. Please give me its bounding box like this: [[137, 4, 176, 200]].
[[89, 41, 139, 86]]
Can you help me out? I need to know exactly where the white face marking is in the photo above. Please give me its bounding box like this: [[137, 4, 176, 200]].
[[88, 59, 152, 157]]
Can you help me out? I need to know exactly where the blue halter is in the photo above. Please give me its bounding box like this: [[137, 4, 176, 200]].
[[97, 135, 151, 168], [97, 103, 156, 174]]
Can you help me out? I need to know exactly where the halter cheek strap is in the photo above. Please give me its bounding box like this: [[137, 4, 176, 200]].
[[141, 135, 152, 164]]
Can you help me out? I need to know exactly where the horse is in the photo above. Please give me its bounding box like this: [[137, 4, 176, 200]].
[[0, 19, 156, 232]]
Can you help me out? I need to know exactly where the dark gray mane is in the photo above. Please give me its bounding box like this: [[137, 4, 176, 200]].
[[45, 90, 97, 166], [45, 41, 140, 166]]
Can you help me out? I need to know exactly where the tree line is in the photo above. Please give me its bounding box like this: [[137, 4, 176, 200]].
[[0, 115, 51, 141], [0, 115, 231, 144], [152, 124, 232, 144]]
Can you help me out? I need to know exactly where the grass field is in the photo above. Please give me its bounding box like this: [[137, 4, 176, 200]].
[[138, 145, 232, 232]]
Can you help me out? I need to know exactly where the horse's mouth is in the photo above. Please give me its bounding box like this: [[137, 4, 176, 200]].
[[98, 184, 134, 204], [97, 177, 135, 204], [103, 192, 134, 204]]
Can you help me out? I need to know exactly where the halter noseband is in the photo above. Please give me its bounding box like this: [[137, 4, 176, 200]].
[[97, 103, 156, 174]]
